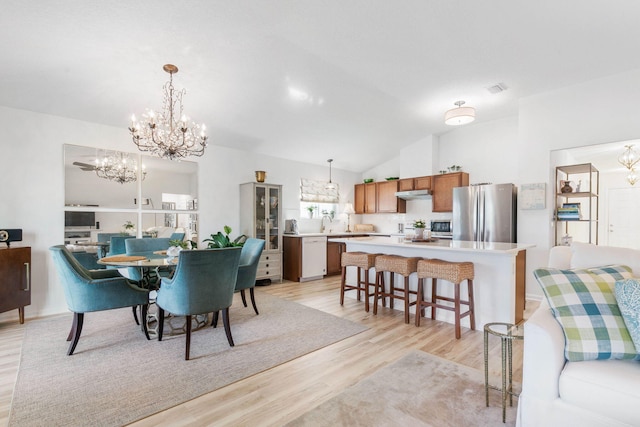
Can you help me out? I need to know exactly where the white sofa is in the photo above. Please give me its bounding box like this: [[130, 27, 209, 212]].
[[517, 243, 640, 427]]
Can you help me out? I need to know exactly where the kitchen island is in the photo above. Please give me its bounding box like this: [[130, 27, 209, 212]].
[[330, 236, 534, 329]]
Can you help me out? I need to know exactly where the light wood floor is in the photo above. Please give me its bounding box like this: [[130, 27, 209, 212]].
[[0, 276, 538, 426]]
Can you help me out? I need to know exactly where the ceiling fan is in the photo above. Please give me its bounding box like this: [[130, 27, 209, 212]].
[[72, 161, 96, 171]]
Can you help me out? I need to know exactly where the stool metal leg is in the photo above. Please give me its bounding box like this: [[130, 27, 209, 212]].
[[501, 336, 507, 423], [484, 327, 490, 407]]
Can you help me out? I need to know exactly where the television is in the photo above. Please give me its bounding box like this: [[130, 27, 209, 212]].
[[65, 211, 96, 227]]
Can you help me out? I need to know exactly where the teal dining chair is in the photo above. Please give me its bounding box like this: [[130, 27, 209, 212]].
[[49, 245, 151, 355], [156, 247, 242, 360], [235, 238, 265, 315]]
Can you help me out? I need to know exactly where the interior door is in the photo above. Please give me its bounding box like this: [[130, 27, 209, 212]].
[[608, 187, 640, 249]]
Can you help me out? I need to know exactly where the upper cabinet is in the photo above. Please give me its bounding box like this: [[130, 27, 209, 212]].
[[376, 181, 406, 213], [354, 181, 406, 214], [364, 182, 377, 213], [398, 176, 431, 191], [432, 172, 469, 212]]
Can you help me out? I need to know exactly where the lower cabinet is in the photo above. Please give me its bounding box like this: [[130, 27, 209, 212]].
[[0, 247, 31, 323], [283, 236, 327, 282], [257, 251, 282, 282], [326, 240, 345, 276]]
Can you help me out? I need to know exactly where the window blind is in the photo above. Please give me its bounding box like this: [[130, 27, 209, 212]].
[[300, 178, 339, 203]]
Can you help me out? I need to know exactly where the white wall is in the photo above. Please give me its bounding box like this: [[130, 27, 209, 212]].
[[0, 106, 360, 320]]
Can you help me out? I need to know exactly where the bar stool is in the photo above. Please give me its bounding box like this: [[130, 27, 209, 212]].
[[415, 259, 475, 339], [373, 255, 420, 323], [340, 252, 378, 312]]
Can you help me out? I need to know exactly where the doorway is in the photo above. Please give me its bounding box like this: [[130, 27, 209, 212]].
[[608, 187, 640, 249]]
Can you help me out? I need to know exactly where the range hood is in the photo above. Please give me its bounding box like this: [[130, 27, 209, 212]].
[[395, 189, 432, 200]]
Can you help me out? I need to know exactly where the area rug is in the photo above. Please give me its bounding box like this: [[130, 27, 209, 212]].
[[9, 292, 368, 426], [286, 350, 518, 427]]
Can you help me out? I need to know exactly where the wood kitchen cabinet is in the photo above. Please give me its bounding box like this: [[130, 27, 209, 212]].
[[398, 176, 431, 191], [354, 183, 377, 214], [414, 176, 432, 190], [326, 240, 345, 276], [432, 172, 469, 212], [354, 184, 365, 214], [0, 247, 31, 323], [283, 236, 302, 281], [376, 181, 406, 213]]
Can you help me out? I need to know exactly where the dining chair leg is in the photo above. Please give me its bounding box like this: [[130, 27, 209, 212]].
[[211, 311, 219, 328], [132, 306, 140, 325], [222, 308, 235, 347], [158, 308, 165, 341], [185, 315, 192, 360], [67, 312, 84, 356], [240, 289, 248, 307], [249, 287, 259, 315], [141, 304, 150, 340], [67, 312, 79, 341]]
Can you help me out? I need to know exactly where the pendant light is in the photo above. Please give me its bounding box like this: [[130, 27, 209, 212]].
[[444, 100, 475, 126], [618, 144, 640, 170], [326, 159, 337, 190]]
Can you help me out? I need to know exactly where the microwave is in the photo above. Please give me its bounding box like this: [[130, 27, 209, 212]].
[[430, 220, 453, 238]]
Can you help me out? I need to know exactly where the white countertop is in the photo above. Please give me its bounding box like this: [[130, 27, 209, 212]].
[[283, 232, 376, 238], [328, 236, 534, 255]]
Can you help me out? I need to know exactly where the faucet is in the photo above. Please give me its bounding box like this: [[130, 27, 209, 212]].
[[321, 214, 333, 233]]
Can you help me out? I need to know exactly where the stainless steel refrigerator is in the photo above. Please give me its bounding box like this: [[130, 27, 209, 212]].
[[452, 183, 517, 243]]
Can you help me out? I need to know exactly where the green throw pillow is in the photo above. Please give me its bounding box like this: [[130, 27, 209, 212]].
[[615, 279, 640, 353], [533, 264, 639, 362]]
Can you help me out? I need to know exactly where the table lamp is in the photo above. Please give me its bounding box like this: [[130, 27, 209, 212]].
[[343, 203, 355, 232]]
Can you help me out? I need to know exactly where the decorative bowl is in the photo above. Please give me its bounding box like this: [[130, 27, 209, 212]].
[[363, 178, 374, 183], [385, 177, 399, 181]]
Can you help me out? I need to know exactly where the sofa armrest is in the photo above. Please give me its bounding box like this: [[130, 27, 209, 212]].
[[522, 301, 566, 400]]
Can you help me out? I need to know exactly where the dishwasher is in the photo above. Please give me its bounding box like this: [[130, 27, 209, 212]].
[[301, 236, 327, 281]]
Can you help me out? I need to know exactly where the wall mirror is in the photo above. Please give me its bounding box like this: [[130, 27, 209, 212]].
[[64, 144, 198, 245]]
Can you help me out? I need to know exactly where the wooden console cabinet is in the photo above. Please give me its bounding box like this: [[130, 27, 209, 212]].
[[0, 247, 31, 323]]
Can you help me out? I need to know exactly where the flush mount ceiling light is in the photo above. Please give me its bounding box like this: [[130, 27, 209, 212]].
[[444, 100, 476, 126], [129, 64, 208, 160], [325, 159, 337, 190], [618, 144, 640, 170]]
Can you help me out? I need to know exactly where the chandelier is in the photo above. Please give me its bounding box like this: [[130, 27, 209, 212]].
[[628, 169, 638, 186], [95, 151, 146, 184], [618, 144, 639, 170], [129, 64, 208, 160]]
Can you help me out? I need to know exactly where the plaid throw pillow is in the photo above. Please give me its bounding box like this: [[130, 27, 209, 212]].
[[534, 264, 639, 362]]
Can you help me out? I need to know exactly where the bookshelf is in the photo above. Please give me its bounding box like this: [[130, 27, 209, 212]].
[[555, 163, 599, 245]]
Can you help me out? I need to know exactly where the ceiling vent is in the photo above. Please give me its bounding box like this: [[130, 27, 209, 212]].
[[486, 83, 508, 94]]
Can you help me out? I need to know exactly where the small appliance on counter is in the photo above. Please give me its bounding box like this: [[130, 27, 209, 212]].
[[284, 219, 298, 235], [430, 220, 453, 239]]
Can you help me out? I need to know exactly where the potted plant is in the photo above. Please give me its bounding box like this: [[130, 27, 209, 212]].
[[413, 219, 426, 240], [306, 205, 316, 218], [203, 225, 246, 248], [122, 221, 135, 235]]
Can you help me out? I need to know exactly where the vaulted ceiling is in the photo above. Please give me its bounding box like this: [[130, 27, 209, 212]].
[[3, 1, 640, 172]]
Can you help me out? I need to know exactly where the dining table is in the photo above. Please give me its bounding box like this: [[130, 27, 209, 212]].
[[97, 254, 208, 337]]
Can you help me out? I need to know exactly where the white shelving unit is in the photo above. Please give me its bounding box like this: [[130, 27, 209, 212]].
[[239, 182, 283, 282]]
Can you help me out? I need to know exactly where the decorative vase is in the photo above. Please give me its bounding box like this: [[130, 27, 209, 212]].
[[560, 180, 573, 193], [415, 228, 424, 240], [255, 171, 266, 183]]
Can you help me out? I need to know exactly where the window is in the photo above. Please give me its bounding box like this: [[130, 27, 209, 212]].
[[300, 178, 339, 219]]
